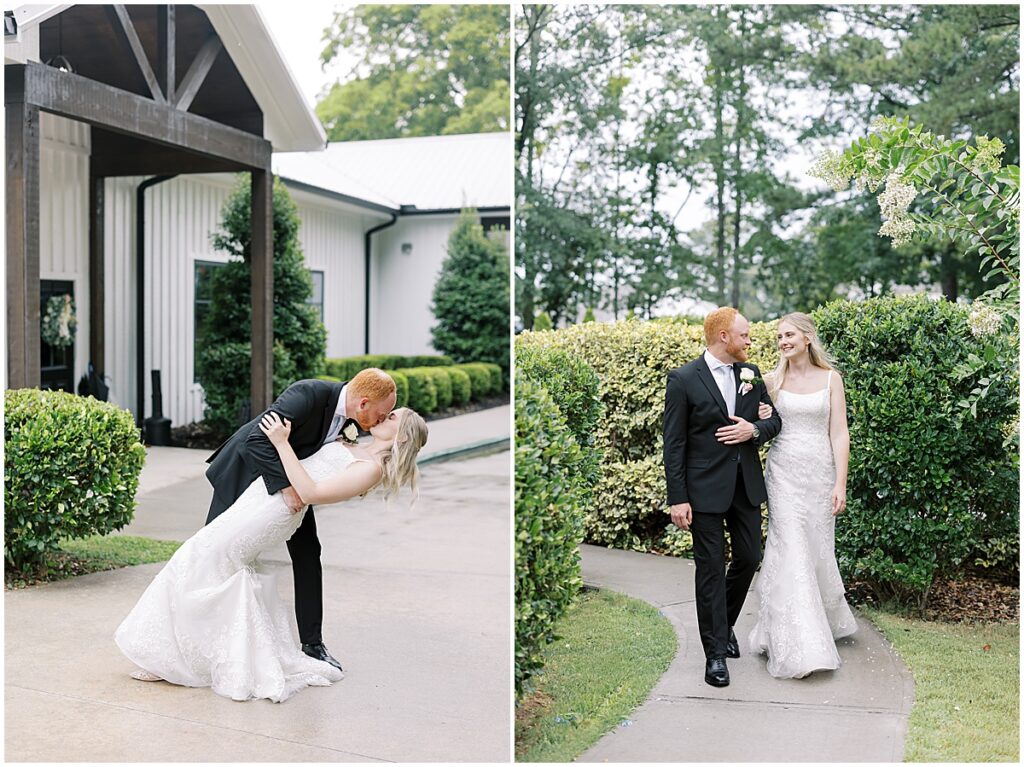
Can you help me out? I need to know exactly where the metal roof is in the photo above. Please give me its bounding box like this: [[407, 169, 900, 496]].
[[272, 132, 512, 213]]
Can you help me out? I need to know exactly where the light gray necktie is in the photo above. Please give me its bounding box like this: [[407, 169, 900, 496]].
[[324, 412, 343, 446], [719, 364, 736, 417]]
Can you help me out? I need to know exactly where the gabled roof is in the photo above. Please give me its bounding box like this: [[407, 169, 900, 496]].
[[272, 132, 512, 213], [5, 4, 325, 152]]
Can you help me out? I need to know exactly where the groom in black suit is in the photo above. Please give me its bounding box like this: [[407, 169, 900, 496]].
[[205, 368, 397, 671], [663, 308, 782, 687]]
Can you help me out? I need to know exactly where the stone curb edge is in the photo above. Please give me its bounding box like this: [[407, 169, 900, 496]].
[[416, 436, 510, 465]]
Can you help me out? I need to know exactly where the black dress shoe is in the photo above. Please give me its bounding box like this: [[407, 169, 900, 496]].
[[302, 642, 343, 672], [726, 628, 740, 659], [705, 656, 730, 687]]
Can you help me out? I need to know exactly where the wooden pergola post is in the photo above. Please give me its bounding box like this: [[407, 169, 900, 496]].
[[5, 94, 41, 390], [88, 165, 105, 375], [250, 167, 273, 414]]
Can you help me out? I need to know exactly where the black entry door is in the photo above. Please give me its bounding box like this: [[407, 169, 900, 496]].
[[40, 280, 75, 393]]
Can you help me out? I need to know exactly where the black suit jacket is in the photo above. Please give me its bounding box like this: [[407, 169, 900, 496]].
[[663, 356, 782, 513], [205, 378, 346, 517]]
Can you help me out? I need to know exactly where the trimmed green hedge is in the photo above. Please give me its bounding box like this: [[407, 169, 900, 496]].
[[448, 368, 471, 406], [454, 363, 490, 398], [815, 296, 1018, 604], [482, 362, 505, 392], [325, 354, 453, 381], [385, 369, 410, 409], [516, 344, 603, 489], [518, 295, 1019, 605], [5, 390, 147, 572], [515, 377, 586, 699], [402, 368, 438, 414]]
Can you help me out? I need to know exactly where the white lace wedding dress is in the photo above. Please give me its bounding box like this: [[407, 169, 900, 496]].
[[748, 372, 857, 678], [114, 441, 358, 702]]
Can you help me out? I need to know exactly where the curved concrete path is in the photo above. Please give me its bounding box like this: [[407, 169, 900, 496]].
[[577, 544, 914, 763], [5, 408, 511, 762]]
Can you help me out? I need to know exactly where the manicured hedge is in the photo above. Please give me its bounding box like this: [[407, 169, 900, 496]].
[[482, 362, 506, 392], [385, 369, 410, 409], [815, 296, 1018, 604], [515, 377, 586, 699], [448, 368, 471, 406], [5, 390, 147, 572], [516, 344, 603, 488], [401, 368, 438, 414], [324, 354, 453, 381], [518, 295, 1019, 605], [454, 363, 492, 398]]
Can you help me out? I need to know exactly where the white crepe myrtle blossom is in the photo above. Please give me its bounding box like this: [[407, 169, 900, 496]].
[[808, 149, 849, 192], [968, 304, 1003, 338]]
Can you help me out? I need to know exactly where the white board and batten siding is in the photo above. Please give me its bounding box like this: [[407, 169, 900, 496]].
[[36, 114, 377, 427], [370, 214, 462, 355]]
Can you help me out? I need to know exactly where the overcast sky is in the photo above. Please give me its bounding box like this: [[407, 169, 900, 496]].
[[257, 3, 351, 111]]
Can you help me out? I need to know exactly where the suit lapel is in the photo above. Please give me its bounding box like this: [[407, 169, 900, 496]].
[[696, 356, 730, 419]]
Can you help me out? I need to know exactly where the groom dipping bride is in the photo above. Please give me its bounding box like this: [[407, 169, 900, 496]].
[[115, 368, 428, 702]]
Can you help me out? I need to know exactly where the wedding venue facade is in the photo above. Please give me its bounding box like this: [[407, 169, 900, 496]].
[[4, 4, 510, 428]]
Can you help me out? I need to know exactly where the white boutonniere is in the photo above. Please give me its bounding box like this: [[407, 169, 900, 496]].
[[737, 367, 763, 396], [341, 422, 360, 443]]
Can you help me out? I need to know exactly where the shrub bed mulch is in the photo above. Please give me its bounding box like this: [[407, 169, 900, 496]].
[[6, 552, 110, 590], [168, 393, 510, 450], [848, 567, 1019, 624]]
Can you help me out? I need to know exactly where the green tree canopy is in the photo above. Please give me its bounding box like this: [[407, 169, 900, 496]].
[[316, 4, 510, 141]]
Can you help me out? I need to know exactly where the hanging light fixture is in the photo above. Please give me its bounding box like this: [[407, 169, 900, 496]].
[[44, 12, 73, 73]]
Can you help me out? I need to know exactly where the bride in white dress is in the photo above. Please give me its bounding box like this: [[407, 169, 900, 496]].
[[748, 313, 857, 679], [115, 407, 428, 702]]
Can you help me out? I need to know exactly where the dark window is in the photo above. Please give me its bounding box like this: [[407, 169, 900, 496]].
[[481, 215, 510, 233], [307, 269, 324, 322], [194, 261, 226, 382]]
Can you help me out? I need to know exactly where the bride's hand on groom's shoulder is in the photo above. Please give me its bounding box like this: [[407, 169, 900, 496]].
[[259, 411, 291, 446]]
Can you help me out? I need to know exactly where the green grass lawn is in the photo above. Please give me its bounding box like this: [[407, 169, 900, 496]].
[[6, 535, 182, 589], [864, 608, 1019, 763], [516, 588, 676, 762]]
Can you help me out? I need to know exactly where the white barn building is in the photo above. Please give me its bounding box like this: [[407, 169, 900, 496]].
[[5, 5, 510, 428]]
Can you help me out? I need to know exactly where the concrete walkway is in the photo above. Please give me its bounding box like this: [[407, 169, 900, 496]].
[[577, 544, 914, 763], [5, 408, 511, 762]]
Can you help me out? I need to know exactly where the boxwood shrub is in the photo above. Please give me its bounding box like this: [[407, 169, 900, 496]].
[[518, 296, 1019, 605], [404, 354, 454, 368], [409, 367, 452, 410], [5, 389, 147, 572], [814, 295, 1018, 604], [516, 344, 603, 488], [454, 363, 492, 400], [383, 369, 410, 409], [324, 354, 453, 380], [448, 367, 471, 406], [515, 377, 586, 699], [481, 362, 506, 392], [401, 368, 438, 414]]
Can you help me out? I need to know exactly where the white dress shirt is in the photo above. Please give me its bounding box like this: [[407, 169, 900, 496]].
[[703, 349, 736, 417]]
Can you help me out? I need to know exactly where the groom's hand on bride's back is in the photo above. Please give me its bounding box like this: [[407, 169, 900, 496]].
[[670, 503, 692, 530]]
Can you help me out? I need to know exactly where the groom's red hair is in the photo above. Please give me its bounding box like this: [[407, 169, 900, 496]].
[[703, 307, 739, 345], [349, 368, 396, 402]]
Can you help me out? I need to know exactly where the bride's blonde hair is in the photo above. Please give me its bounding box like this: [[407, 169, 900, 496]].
[[376, 408, 429, 504], [768, 312, 839, 398]]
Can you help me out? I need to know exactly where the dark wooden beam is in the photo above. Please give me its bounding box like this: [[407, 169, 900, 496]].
[[174, 35, 222, 112], [88, 162, 105, 374], [92, 148, 246, 177], [17, 63, 272, 170], [250, 168, 274, 413], [6, 99, 41, 389], [107, 5, 165, 104], [157, 5, 175, 104]]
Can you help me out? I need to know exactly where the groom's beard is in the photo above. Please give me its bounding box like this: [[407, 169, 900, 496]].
[[726, 340, 749, 362]]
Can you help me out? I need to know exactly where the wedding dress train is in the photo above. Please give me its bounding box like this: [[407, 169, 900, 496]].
[[748, 372, 857, 678], [114, 441, 358, 701]]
